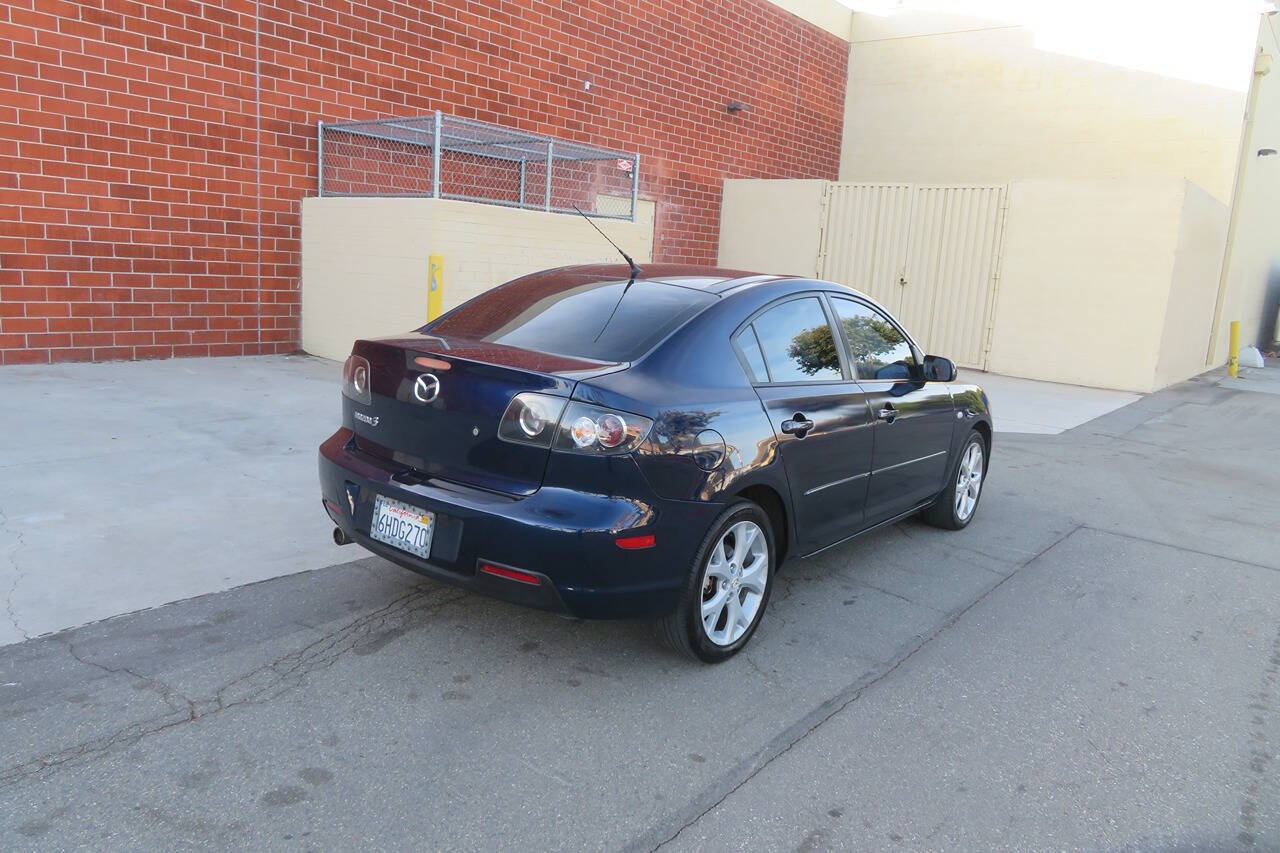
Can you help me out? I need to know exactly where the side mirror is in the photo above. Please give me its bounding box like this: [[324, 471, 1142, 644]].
[[923, 355, 957, 382]]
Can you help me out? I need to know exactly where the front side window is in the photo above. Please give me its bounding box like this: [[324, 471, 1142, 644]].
[[748, 296, 842, 383], [830, 297, 916, 381]]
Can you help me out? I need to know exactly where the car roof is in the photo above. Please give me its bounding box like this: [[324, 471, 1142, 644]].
[[543, 263, 794, 296]]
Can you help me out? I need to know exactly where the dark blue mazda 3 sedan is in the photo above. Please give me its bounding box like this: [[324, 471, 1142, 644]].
[[318, 263, 992, 661]]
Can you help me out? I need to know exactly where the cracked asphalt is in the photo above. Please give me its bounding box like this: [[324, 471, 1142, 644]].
[[2, 371, 1278, 850]]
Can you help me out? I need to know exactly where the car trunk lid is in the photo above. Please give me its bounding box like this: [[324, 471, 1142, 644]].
[[348, 335, 619, 496]]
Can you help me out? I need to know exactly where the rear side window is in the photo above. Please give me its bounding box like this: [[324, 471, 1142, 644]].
[[427, 274, 716, 362], [746, 296, 842, 383], [734, 327, 769, 382], [829, 297, 916, 381]]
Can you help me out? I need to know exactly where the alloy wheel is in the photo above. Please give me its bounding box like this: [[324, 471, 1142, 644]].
[[699, 520, 768, 646], [954, 440, 984, 522]]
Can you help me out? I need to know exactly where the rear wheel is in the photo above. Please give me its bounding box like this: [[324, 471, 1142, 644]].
[[661, 501, 775, 663], [922, 430, 987, 530]]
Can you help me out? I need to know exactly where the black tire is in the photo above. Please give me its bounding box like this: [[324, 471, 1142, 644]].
[[922, 430, 988, 530], [661, 501, 776, 663]]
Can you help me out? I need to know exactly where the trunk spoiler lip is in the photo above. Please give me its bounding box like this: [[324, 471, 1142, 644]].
[[358, 334, 632, 383]]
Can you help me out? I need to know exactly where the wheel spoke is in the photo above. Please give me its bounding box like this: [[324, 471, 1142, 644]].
[[740, 559, 767, 594], [706, 540, 729, 580], [701, 587, 728, 621], [727, 593, 743, 630]]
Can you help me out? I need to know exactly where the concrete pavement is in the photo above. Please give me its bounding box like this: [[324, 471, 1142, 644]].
[[0, 356, 343, 645], [0, 367, 1277, 849]]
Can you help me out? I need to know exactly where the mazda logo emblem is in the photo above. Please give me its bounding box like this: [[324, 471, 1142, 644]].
[[413, 373, 440, 403]]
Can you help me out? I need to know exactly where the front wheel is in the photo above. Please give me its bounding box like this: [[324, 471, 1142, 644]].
[[661, 502, 775, 663], [922, 431, 987, 530]]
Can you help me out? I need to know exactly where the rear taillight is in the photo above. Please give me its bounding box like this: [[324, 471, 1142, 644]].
[[553, 402, 651, 454], [341, 354, 372, 405], [498, 392, 568, 448], [498, 394, 652, 455]]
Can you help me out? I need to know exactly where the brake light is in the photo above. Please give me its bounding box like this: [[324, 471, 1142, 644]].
[[552, 402, 652, 455], [341, 354, 372, 405], [479, 562, 542, 586], [497, 395, 652, 455], [498, 392, 568, 448]]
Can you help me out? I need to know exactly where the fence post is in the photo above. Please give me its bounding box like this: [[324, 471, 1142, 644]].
[[630, 153, 640, 222], [519, 159, 527, 208], [544, 141, 554, 212], [432, 110, 442, 199], [316, 120, 324, 197]]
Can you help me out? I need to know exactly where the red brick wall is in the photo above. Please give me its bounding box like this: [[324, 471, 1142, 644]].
[[0, 0, 847, 364]]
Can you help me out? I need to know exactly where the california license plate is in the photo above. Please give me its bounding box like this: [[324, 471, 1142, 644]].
[[370, 495, 435, 559]]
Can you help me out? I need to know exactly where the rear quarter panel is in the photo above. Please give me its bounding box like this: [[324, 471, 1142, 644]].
[[570, 287, 794, 507]]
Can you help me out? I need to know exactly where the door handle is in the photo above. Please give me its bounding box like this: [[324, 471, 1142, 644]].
[[877, 404, 898, 423], [780, 413, 814, 438]]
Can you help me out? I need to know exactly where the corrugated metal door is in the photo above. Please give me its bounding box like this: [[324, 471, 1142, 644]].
[[818, 183, 913, 311], [818, 183, 1006, 369]]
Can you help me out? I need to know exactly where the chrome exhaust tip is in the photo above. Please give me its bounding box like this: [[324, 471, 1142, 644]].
[[333, 527, 353, 546]]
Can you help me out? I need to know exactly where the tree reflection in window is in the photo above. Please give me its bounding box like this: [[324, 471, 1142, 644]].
[[830, 298, 915, 381], [752, 297, 841, 382], [785, 325, 840, 377]]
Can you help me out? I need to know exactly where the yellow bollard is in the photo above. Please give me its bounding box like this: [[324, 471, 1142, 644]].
[[1228, 320, 1240, 378], [427, 253, 443, 322]]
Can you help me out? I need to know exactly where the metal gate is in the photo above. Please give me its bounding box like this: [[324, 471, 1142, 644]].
[[817, 183, 1007, 369]]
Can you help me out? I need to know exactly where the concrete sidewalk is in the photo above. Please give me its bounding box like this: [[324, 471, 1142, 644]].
[[0, 355, 1147, 648], [965, 369, 1140, 434], [0, 356, 344, 646]]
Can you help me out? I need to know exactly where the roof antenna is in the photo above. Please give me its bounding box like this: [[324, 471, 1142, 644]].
[[573, 204, 640, 280], [572, 205, 641, 343]]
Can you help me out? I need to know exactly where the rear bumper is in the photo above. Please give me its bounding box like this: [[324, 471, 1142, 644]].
[[318, 429, 719, 619]]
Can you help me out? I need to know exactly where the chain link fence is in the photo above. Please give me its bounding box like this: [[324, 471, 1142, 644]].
[[318, 112, 639, 221]]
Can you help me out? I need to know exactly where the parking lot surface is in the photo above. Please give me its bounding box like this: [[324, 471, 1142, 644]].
[[1, 368, 1277, 850]]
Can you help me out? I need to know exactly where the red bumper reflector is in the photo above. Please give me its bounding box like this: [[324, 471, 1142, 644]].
[[615, 534, 656, 550], [479, 562, 542, 586], [324, 499, 344, 517]]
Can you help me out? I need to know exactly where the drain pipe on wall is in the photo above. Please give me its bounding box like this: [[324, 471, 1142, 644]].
[[1206, 36, 1273, 365]]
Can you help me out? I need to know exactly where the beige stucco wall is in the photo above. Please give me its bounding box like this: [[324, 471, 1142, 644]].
[[717, 179, 827, 276], [1156, 183, 1230, 388], [763, 0, 852, 40], [986, 178, 1219, 393], [1216, 18, 1280, 360], [717, 175, 1228, 391], [839, 11, 1247, 202], [301, 197, 654, 362]]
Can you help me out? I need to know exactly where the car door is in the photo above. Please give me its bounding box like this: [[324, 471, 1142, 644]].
[[735, 294, 876, 552], [828, 296, 956, 524]]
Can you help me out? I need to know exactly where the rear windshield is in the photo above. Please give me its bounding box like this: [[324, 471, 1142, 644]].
[[425, 274, 716, 362]]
